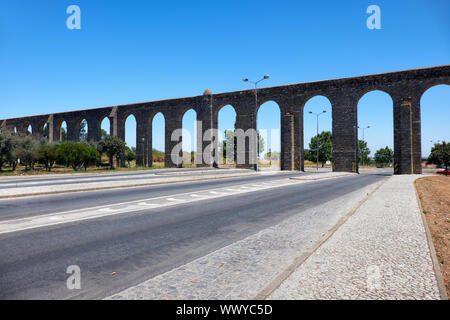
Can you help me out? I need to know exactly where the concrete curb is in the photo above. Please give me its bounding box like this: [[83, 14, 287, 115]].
[[254, 176, 389, 300], [414, 177, 448, 300], [289, 172, 355, 181]]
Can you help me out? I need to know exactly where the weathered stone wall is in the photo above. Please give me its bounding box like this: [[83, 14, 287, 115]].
[[1, 65, 449, 173]]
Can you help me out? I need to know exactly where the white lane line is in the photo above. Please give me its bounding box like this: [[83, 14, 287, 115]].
[[167, 198, 184, 202], [98, 208, 120, 212]]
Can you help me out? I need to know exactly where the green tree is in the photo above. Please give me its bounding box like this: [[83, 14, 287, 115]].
[[304, 149, 312, 161], [427, 141, 450, 176], [125, 146, 137, 167], [358, 140, 371, 166], [219, 130, 237, 164], [79, 120, 88, 140], [16, 134, 40, 170], [374, 146, 394, 167], [61, 127, 67, 141], [309, 131, 333, 167], [97, 135, 126, 169], [101, 129, 108, 140], [257, 131, 265, 159], [0, 131, 19, 171], [56, 143, 99, 171], [38, 144, 58, 171]]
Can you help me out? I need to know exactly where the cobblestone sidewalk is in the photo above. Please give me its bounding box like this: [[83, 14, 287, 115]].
[[269, 175, 442, 300]]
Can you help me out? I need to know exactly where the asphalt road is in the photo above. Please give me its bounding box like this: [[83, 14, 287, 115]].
[[0, 170, 391, 299]]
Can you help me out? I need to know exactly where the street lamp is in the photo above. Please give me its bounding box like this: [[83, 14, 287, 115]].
[[359, 125, 370, 141], [358, 125, 370, 166], [308, 110, 327, 172], [243, 75, 270, 171]]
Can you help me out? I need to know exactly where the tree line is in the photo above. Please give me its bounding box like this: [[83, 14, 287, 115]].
[[303, 131, 394, 168], [0, 131, 137, 172]]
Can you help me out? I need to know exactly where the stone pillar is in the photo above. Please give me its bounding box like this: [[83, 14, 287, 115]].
[[145, 118, 153, 167], [165, 114, 182, 168], [280, 111, 294, 170], [235, 111, 257, 170], [87, 117, 101, 142], [30, 120, 42, 140], [48, 115, 58, 143], [136, 113, 148, 167], [293, 110, 304, 171], [0, 120, 6, 133], [411, 95, 422, 174], [331, 93, 358, 173], [66, 119, 79, 142], [393, 96, 414, 174], [197, 98, 213, 168]]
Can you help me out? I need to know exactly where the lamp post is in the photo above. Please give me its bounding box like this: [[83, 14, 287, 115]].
[[358, 125, 370, 166], [308, 110, 327, 172], [359, 125, 370, 141], [243, 75, 270, 171]]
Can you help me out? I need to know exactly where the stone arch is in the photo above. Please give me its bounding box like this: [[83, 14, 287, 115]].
[[123, 113, 137, 148], [74, 117, 88, 141], [303, 95, 333, 170], [357, 90, 394, 168], [256, 100, 281, 170], [54, 119, 68, 142], [419, 83, 450, 159], [181, 108, 197, 166], [149, 111, 166, 167], [38, 121, 49, 140], [216, 104, 237, 167], [99, 115, 111, 138]]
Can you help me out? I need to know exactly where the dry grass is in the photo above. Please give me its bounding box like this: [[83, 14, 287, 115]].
[[415, 175, 450, 298]]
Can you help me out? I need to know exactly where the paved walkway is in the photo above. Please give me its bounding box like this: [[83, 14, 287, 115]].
[[106, 174, 443, 300], [269, 175, 442, 300]]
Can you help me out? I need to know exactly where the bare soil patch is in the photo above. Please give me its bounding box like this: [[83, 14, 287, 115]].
[[415, 176, 450, 298]]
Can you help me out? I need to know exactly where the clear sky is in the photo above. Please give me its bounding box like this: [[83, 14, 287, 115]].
[[0, 0, 449, 157]]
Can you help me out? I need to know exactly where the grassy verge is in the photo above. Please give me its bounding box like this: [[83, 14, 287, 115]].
[[415, 175, 450, 298], [0, 162, 167, 176]]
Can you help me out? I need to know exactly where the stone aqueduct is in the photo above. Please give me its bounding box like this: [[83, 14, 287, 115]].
[[1, 65, 449, 174]]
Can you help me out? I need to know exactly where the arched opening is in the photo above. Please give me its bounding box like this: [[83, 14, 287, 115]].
[[357, 90, 394, 170], [182, 109, 197, 167], [100, 116, 111, 139], [257, 101, 281, 170], [42, 123, 49, 140], [217, 105, 237, 167], [78, 119, 88, 141], [60, 121, 67, 142], [26, 124, 32, 135], [152, 112, 165, 168], [303, 95, 332, 171], [124, 114, 137, 148], [124, 114, 137, 168], [420, 84, 450, 170]]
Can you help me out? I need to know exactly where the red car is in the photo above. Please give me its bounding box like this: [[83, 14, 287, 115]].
[[436, 170, 450, 175]]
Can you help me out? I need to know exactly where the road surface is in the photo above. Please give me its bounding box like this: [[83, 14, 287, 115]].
[[0, 169, 391, 299]]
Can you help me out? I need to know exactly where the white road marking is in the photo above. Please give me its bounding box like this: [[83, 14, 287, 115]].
[[0, 178, 312, 235]]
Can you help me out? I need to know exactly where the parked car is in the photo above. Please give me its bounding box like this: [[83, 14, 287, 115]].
[[436, 170, 450, 175]]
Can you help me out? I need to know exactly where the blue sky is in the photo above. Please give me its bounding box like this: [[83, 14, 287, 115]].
[[0, 0, 449, 156]]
